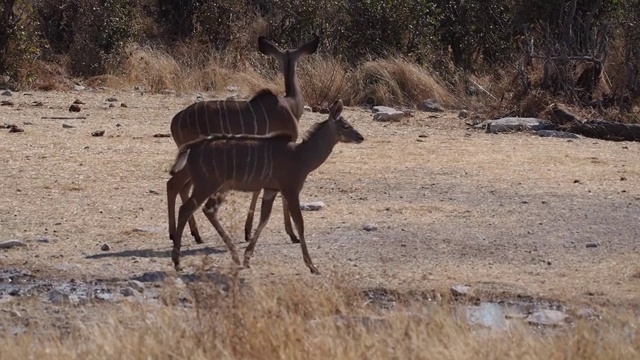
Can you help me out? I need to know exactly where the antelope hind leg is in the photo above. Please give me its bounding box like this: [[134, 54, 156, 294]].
[[244, 190, 260, 242], [202, 192, 241, 265], [282, 198, 299, 243]]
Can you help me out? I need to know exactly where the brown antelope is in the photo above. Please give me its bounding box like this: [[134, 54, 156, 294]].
[[170, 100, 364, 274], [167, 35, 320, 245]]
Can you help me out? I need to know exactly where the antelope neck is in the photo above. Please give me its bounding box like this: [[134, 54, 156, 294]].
[[294, 120, 338, 175], [283, 58, 304, 120]]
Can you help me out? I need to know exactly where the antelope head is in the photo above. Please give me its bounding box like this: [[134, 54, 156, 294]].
[[327, 100, 364, 144]]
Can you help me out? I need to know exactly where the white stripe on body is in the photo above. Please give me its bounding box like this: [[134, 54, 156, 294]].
[[256, 101, 269, 134], [236, 101, 244, 135]]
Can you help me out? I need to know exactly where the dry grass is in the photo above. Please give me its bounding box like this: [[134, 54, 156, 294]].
[[0, 274, 638, 360], [120, 45, 271, 95], [298, 54, 352, 107], [115, 49, 459, 108], [347, 57, 457, 108]]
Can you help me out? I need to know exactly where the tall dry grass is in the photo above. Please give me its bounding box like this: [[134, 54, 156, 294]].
[[121, 44, 272, 96], [347, 57, 458, 108], [114, 46, 459, 109], [0, 272, 638, 360]]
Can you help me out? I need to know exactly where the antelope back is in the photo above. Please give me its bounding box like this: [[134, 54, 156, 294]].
[[170, 90, 299, 146]]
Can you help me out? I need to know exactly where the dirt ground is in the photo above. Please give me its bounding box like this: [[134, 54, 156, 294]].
[[1, 89, 639, 318]]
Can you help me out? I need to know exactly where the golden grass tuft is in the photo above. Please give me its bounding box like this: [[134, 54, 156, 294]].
[[0, 273, 639, 360], [348, 57, 457, 108], [298, 55, 353, 106], [121, 45, 271, 95]]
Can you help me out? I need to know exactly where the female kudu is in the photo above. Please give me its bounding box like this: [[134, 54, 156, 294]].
[[170, 100, 364, 274], [168, 35, 319, 245]]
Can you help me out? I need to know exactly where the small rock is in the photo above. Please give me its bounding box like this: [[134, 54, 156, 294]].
[[23, 121, 33, 125], [109, 103, 115, 108], [62, 124, 74, 129], [0, 240, 27, 249], [576, 308, 600, 320], [372, 106, 405, 122], [120, 287, 139, 297], [418, 99, 445, 112], [35, 236, 52, 243], [536, 130, 581, 139], [300, 201, 326, 211], [69, 104, 81, 112], [153, 133, 170, 138], [73, 85, 85, 91], [304, 105, 312, 112], [312, 105, 330, 114], [73, 99, 84, 105], [91, 130, 105, 137], [132, 271, 167, 282], [106, 97, 118, 102], [160, 89, 175, 95], [526, 310, 568, 326], [8, 125, 24, 133], [120, 103, 128, 108], [1, 100, 14, 106], [128, 280, 145, 293], [363, 223, 378, 231], [101, 243, 111, 251], [31, 101, 43, 107], [585, 243, 599, 248], [450, 284, 471, 297], [465, 303, 507, 331], [458, 110, 469, 118], [47, 289, 69, 304], [1, 90, 12, 96], [95, 291, 117, 302], [481, 117, 553, 133], [226, 86, 238, 92]]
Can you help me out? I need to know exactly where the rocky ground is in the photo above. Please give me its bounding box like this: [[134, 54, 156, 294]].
[[1, 88, 639, 334]]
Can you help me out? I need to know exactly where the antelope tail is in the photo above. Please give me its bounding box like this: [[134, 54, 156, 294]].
[[170, 147, 190, 175]]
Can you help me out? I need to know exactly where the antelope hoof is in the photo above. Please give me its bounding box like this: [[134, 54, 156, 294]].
[[244, 232, 251, 242], [192, 232, 203, 244], [289, 235, 300, 244], [309, 265, 320, 275]]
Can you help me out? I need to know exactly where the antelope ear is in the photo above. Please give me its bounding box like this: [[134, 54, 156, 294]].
[[329, 99, 343, 119], [294, 34, 320, 57], [258, 36, 283, 57]]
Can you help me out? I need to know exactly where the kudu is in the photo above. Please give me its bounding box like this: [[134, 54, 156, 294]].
[[167, 35, 319, 245], [170, 100, 364, 274]]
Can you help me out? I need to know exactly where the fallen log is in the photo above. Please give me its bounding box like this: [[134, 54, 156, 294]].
[[568, 120, 640, 142]]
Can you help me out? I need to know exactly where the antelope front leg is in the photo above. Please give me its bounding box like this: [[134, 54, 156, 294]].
[[243, 189, 278, 268], [244, 190, 260, 242], [282, 190, 319, 275], [202, 193, 241, 266]]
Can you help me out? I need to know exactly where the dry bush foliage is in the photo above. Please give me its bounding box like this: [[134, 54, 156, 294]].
[[0, 274, 638, 359]]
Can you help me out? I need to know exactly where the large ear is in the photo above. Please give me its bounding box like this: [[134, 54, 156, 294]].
[[258, 36, 284, 57], [329, 99, 343, 119], [293, 34, 320, 57]]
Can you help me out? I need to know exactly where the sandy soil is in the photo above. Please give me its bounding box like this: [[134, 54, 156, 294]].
[[1, 89, 639, 314]]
